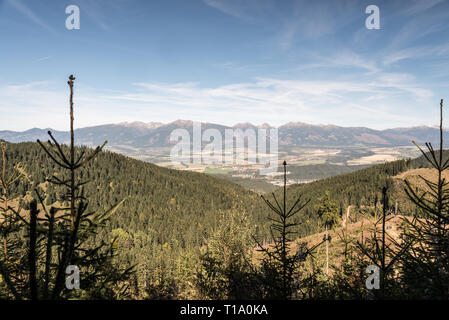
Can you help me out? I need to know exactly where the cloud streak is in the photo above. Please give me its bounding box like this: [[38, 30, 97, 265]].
[[7, 0, 56, 33], [0, 69, 440, 131], [99, 73, 435, 128]]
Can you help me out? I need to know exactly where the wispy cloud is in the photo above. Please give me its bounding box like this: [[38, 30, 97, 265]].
[[76, 0, 111, 31], [383, 44, 449, 65], [388, 2, 449, 49], [315, 50, 380, 74], [401, 0, 445, 16], [1, 0, 447, 131], [0, 70, 440, 131], [203, 0, 249, 20], [0, 81, 140, 131], [6, 0, 56, 33], [34, 55, 52, 63], [97, 73, 435, 128], [276, 0, 362, 50], [203, 0, 276, 22], [203, 0, 361, 50], [6, 81, 50, 91]]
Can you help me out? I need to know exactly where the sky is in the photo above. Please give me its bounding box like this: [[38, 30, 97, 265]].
[[0, 0, 448, 131]]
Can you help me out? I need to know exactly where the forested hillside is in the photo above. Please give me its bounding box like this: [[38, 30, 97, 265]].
[[2, 141, 275, 297], [3, 141, 272, 244], [4, 141, 444, 243], [276, 151, 448, 233], [2, 139, 447, 299]]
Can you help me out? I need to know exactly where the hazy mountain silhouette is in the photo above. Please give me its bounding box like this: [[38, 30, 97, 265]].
[[1, 120, 447, 148]]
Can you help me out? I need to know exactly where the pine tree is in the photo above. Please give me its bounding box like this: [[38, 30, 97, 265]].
[[0, 141, 28, 299], [400, 99, 449, 298], [0, 141, 27, 260], [316, 191, 340, 275], [254, 161, 323, 299], [0, 75, 133, 299], [356, 186, 410, 299], [195, 210, 257, 299]]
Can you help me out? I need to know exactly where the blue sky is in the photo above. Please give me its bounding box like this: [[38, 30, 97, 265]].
[[0, 0, 448, 130]]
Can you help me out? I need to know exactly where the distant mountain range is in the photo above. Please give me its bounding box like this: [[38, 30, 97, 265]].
[[1, 120, 447, 149]]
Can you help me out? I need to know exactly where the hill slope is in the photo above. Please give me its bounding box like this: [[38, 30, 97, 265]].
[[2, 141, 270, 249], [3, 140, 446, 299], [4, 141, 444, 245]]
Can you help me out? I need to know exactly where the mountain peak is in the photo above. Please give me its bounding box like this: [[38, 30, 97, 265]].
[[117, 121, 163, 129], [281, 122, 340, 129], [233, 122, 256, 129], [257, 123, 274, 129], [169, 119, 194, 127], [282, 121, 313, 128]]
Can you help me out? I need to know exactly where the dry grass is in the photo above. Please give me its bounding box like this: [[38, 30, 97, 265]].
[[394, 167, 449, 182], [253, 213, 409, 275], [1, 196, 67, 222]]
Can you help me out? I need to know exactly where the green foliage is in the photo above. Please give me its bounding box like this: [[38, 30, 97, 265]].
[[399, 99, 449, 299], [0, 76, 132, 300], [195, 210, 258, 299], [254, 162, 323, 299], [1, 140, 274, 298], [355, 187, 406, 299], [316, 191, 341, 230]]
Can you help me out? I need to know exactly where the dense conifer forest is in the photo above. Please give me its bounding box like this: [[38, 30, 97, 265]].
[[1, 138, 446, 299]]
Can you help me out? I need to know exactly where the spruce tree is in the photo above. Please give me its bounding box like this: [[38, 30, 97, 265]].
[[0, 75, 132, 299], [254, 161, 323, 299], [400, 99, 449, 298], [316, 191, 340, 275]]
